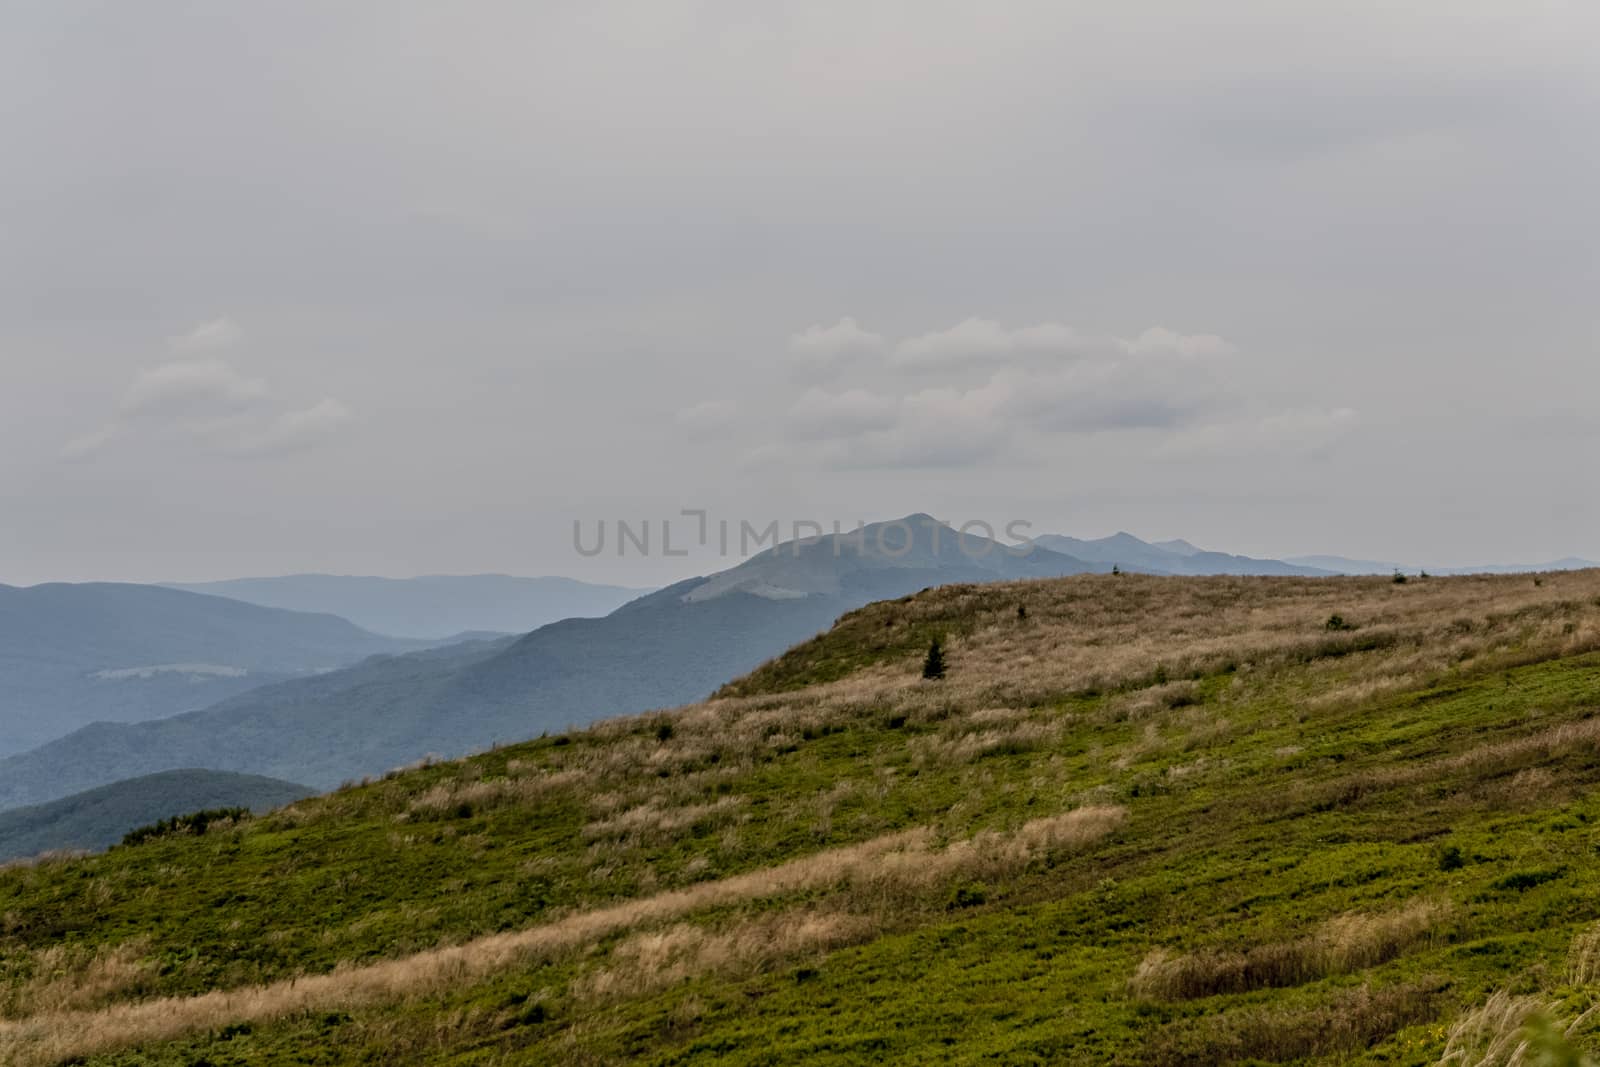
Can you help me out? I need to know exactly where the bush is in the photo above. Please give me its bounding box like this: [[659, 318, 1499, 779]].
[[1325, 614, 1356, 632], [948, 883, 988, 909], [1492, 868, 1565, 892], [922, 638, 946, 680], [121, 807, 251, 848]]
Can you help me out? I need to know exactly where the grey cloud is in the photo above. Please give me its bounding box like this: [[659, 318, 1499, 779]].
[[786, 387, 897, 440], [228, 398, 354, 458], [771, 318, 1243, 464], [892, 318, 1104, 367], [119, 359, 268, 419], [4, 2, 1597, 582], [787, 317, 888, 380], [64, 321, 352, 461]]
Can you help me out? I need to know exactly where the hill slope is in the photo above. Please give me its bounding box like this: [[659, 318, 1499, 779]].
[[4, 571, 1600, 1063], [163, 574, 652, 640], [0, 770, 311, 862], [0, 583, 434, 757], [0, 517, 1098, 808]]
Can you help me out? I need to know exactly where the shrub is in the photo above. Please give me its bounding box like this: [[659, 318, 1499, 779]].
[[121, 808, 251, 848], [1491, 868, 1565, 892], [948, 883, 988, 909], [922, 638, 946, 680], [1438, 845, 1465, 871], [1325, 614, 1356, 632]]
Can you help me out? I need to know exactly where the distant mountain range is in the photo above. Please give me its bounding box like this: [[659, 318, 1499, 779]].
[[1284, 554, 1600, 576], [0, 517, 1103, 809], [163, 574, 652, 640], [1031, 533, 1333, 577], [0, 769, 310, 862], [1031, 534, 1598, 578], [0, 582, 439, 758], [4, 522, 1594, 816]]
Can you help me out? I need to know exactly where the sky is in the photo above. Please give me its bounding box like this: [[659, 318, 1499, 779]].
[[4, 1, 1597, 588]]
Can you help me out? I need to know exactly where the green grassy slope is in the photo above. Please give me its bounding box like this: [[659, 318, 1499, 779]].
[[6, 572, 1600, 1065], [0, 770, 312, 862]]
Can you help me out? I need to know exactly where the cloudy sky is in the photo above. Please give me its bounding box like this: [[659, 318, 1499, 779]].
[[4, 1, 1597, 587]]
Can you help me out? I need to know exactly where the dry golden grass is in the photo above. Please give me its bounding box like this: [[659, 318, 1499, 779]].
[[10, 571, 1600, 1062], [1131, 899, 1447, 1001], [574, 910, 875, 1002], [0, 806, 1123, 1065], [1286, 713, 1600, 816], [1435, 990, 1551, 1066], [1146, 980, 1447, 1067], [0, 941, 156, 1020], [510, 575, 1600, 843], [1571, 922, 1600, 988], [581, 796, 746, 845]]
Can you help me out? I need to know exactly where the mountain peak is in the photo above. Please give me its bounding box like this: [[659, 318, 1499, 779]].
[[1152, 538, 1203, 557]]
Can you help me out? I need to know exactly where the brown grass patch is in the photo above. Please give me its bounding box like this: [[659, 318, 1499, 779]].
[[574, 910, 874, 1001], [0, 806, 1123, 1065], [0, 941, 157, 1020], [1145, 980, 1446, 1066], [1131, 899, 1447, 1000]]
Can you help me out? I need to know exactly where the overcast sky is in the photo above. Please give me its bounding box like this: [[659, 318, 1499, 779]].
[[4, 1, 1597, 587]]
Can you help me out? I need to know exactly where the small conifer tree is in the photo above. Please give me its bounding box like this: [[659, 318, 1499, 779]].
[[922, 637, 946, 680]]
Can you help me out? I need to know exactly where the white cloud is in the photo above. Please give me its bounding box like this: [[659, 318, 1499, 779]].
[[814, 379, 1015, 469], [759, 316, 1297, 469], [890, 318, 1232, 369], [63, 326, 352, 460], [168, 316, 243, 354], [1120, 326, 1236, 359], [60, 424, 121, 461], [120, 358, 269, 419], [893, 317, 1106, 367], [894, 317, 1016, 364], [228, 398, 354, 457], [787, 317, 887, 380], [760, 316, 1253, 468], [786, 387, 897, 440], [1005, 354, 1219, 433]]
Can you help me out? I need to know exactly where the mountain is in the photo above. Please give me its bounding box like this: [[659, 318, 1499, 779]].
[[1283, 554, 1409, 575], [1033, 532, 1334, 577], [0, 582, 438, 757], [7, 570, 1600, 1064], [1287, 554, 1600, 576], [0, 769, 311, 862], [0, 517, 1100, 808], [1151, 537, 1203, 557], [163, 574, 653, 640]]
